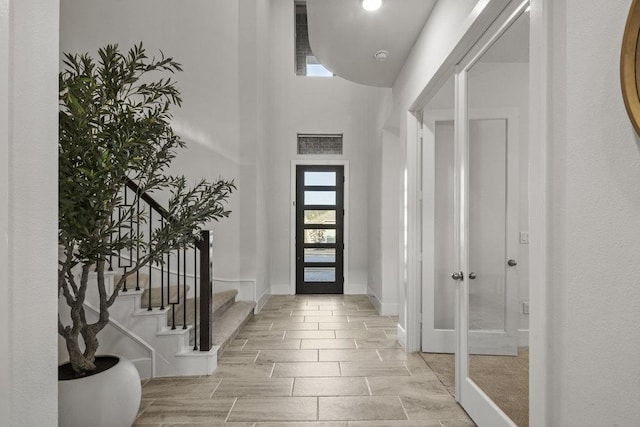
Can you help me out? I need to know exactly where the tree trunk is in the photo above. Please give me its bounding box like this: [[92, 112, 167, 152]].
[[65, 333, 96, 374]]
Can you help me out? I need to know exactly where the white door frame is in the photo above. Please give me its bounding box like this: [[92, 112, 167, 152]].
[[290, 160, 350, 295], [527, 0, 550, 424]]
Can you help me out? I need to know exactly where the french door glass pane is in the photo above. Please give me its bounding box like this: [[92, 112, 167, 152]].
[[304, 229, 336, 244], [304, 171, 336, 186], [304, 267, 335, 282], [304, 191, 336, 205], [304, 210, 336, 224], [304, 248, 336, 263], [468, 118, 508, 332], [434, 121, 456, 330]]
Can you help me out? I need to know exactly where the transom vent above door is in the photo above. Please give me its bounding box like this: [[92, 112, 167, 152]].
[[297, 134, 343, 155]]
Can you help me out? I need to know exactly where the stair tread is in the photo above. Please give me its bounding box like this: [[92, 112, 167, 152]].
[[213, 290, 238, 313], [169, 290, 239, 327], [141, 285, 189, 309], [114, 272, 150, 289], [213, 301, 256, 353]]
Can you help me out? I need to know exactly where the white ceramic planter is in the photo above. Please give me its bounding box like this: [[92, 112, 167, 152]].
[[59, 355, 141, 427]]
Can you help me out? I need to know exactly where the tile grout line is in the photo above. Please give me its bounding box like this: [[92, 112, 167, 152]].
[[209, 379, 222, 398], [134, 397, 155, 421], [396, 394, 411, 421], [364, 376, 373, 396], [224, 397, 238, 423]]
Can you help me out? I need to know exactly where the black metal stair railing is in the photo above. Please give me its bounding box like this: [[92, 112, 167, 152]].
[[111, 179, 213, 352]]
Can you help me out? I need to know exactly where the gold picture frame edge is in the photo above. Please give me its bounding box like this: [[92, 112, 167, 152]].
[[621, 0, 640, 136]]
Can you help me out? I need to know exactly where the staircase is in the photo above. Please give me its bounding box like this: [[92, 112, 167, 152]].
[[60, 180, 256, 380], [74, 269, 254, 380], [121, 274, 255, 355]]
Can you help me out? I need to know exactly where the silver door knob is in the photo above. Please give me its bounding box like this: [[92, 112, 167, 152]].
[[468, 272, 477, 280], [508, 259, 517, 266], [451, 271, 464, 281]]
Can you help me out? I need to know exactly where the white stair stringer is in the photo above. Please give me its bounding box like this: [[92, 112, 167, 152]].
[[79, 272, 218, 379]]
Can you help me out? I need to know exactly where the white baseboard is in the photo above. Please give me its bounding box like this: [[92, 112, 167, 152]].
[[397, 323, 407, 348], [381, 302, 399, 316], [271, 284, 292, 295], [345, 283, 367, 295], [367, 287, 399, 316], [518, 328, 529, 347], [368, 291, 382, 314], [256, 289, 271, 313]]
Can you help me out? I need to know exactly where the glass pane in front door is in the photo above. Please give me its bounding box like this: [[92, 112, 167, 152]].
[[296, 165, 344, 294]]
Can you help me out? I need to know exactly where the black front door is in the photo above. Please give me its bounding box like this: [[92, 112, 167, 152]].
[[295, 165, 344, 294]]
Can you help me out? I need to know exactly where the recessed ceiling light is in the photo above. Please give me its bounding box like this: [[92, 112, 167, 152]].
[[374, 50, 389, 62], [361, 0, 382, 12]]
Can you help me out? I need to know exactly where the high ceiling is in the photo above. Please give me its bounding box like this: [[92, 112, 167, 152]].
[[306, 0, 437, 88]]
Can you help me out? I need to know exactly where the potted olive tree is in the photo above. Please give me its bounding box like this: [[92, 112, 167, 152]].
[[58, 43, 235, 427]]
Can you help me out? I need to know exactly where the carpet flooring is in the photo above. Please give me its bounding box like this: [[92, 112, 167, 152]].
[[421, 347, 529, 426]]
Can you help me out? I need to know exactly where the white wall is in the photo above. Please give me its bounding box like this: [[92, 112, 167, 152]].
[[0, 1, 9, 419], [254, 0, 272, 308], [1, 0, 59, 424], [367, 126, 383, 302], [546, 0, 640, 423], [380, 0, 482, 334], [267, 0, 386, 295], [60, 0, 262, 289]]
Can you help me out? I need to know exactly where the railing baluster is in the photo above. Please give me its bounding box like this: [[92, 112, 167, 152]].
[[108, 205, 114, 271], [193, 245, 198, 351], [198, 230, 212, 352], [172, 249, 178, 330], [148, 209, 153, 311], [160, 218, 165, 311], [183, 247, 187, 329], [135, 196, 140, 291], [121, 187, 129, 292]]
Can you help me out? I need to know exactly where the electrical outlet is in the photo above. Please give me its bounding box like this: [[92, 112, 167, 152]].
[[519, 231, 529, 244], [522, 301, 529, 315]]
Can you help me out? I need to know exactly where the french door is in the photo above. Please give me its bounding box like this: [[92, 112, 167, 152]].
[[421, 112, 519, 356], [421, 1, 529, 425], [295, 165, 344, 294]]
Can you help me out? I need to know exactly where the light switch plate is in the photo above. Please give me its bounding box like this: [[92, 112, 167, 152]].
[[519, 231, 529, 244]]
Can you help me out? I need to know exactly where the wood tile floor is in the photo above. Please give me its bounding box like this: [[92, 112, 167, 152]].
[[134, 295, 475, 426]]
